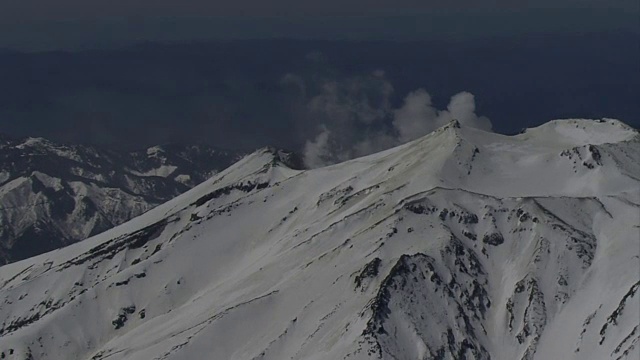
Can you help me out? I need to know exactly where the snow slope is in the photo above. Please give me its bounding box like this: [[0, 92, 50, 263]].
[[0, 119, 637, 360]]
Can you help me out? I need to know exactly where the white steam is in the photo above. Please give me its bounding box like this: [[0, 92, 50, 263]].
[[285, 69, 492, 168], [303, 128, 332, 169], [393, 90, 492, 143]]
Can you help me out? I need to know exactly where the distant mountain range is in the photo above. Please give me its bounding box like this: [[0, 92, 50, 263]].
[[0, 134, 244, 264]]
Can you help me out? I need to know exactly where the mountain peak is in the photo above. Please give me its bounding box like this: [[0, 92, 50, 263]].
[[518, 118, 638, 147], [0, 120, 637, 360], [191, 147, 304, 198], [15, 136, 53, 149], [260, 146, 306, 170], [447, 118, 462, 129], [146, 145, 166, 157]]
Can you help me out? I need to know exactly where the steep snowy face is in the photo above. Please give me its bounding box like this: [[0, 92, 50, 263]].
[[0, 119, 637, 360], [0, 136, 243, 264]]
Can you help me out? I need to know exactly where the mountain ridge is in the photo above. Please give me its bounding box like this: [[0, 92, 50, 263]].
[[0, 135, 245, 264], [0, 118, 637, 360]]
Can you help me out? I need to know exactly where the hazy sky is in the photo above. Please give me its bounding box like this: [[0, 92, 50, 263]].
[[0, 0, 638, 50], [0, 2, 637, 161], [1, 34, 637, 151], [3, 0, 637, 20]]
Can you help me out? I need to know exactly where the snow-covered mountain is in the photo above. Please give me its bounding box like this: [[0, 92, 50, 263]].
[[0, 119, 638, 360], [0, 136, 243, 264]]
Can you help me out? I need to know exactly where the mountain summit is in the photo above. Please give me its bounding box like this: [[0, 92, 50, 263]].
[[0, 119, 637, 360]]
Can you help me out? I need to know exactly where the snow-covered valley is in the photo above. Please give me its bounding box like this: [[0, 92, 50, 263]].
[[0, 119, 637, 360]]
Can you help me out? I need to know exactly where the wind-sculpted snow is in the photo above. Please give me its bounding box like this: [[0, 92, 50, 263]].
[[0, 119, 638, 360]]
